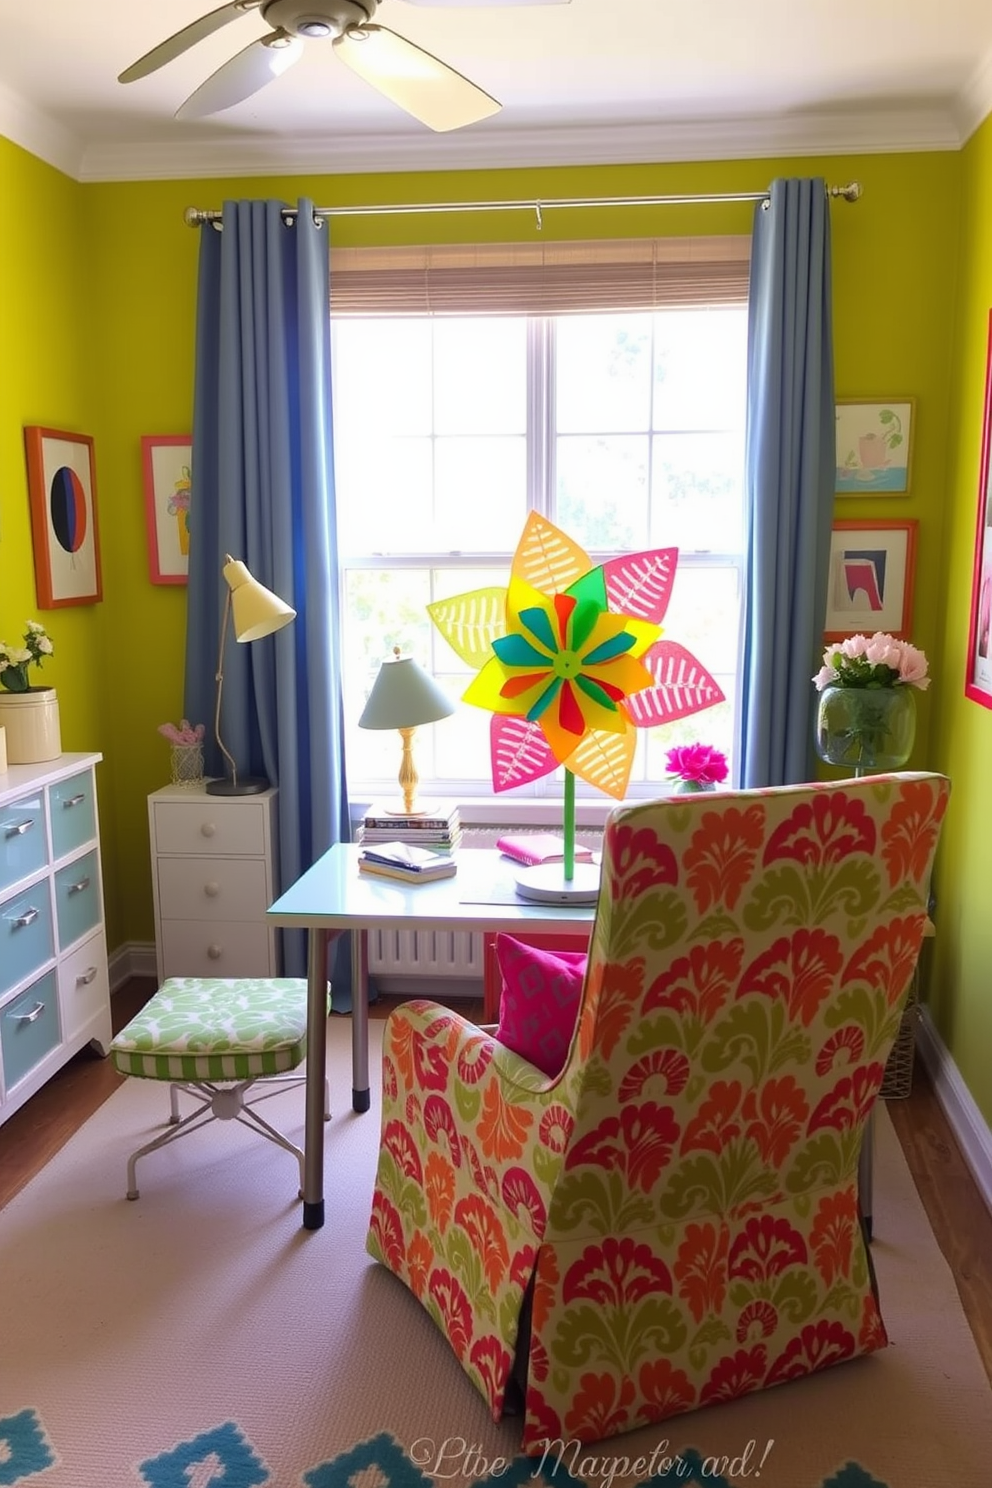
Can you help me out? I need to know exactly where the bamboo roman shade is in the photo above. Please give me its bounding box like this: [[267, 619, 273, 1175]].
[[328, 236, 751, 315]]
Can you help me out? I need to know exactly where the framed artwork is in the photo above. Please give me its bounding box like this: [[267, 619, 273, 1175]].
[[966, 311, 992, 708], [24, 426, 102, 608], [142, 435, 192, 584], [825, 519, 918, 641], [835, 399, 914, 494]]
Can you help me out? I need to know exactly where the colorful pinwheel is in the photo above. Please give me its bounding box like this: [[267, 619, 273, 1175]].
[[429, 514, 725, 828]]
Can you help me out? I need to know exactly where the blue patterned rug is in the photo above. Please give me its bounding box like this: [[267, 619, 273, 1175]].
[[1, 1023, 989, 1488]]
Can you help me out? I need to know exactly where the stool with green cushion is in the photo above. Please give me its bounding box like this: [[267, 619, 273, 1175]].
[[109, 976, 329, 1200]]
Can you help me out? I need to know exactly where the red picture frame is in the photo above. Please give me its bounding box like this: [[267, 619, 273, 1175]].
[[142, 434, 192, 585], [824, 518, 918, 642], [24, 426, 103, 608], [966, 310, 992, 709]]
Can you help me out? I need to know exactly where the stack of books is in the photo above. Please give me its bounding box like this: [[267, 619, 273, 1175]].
[[358, 840, 457, 884], [358, 800, 462, 852]]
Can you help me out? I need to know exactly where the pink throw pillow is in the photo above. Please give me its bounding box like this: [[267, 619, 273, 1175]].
[[494, 934, 586, 1078]]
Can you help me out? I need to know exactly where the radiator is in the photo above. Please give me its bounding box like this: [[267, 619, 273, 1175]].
[[367, 825, 599, 992]]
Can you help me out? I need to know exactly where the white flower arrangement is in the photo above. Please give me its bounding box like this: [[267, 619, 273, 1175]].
[[0, 620, 54, 693]]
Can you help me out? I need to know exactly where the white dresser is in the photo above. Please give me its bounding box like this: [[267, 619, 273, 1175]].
[[147, 784, 280, 980], [0, 752, 111, 1128]]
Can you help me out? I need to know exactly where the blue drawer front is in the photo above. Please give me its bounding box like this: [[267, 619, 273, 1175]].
[[1, 970, 60, 1090], [50, 770, 97, 860], [55, 849, 101, 950], [0, 882, 55, 997], [0, 791, 47, 896]]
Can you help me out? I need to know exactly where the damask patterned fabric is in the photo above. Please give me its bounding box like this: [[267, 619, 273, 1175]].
[[366, 773, 949, 1450]]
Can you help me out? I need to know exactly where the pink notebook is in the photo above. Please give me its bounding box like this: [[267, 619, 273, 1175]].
[[496, 833, 594, 867]]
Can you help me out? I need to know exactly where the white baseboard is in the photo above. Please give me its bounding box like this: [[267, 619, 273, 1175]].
[[916, 1006, 992, 1216], [108, 941, 158, 992]]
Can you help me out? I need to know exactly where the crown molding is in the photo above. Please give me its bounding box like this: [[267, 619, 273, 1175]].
[[0, 83, 83, 179], [2, 93, 975, 186], [75, 105, 969, 184], [955, 42, 992, 144]]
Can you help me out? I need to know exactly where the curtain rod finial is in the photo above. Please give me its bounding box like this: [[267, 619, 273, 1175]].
[[184, 206, 203, 228]]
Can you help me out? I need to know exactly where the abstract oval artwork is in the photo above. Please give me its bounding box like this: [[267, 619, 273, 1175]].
[[24, 426, 102, 606], [49, 465, 89, 553]]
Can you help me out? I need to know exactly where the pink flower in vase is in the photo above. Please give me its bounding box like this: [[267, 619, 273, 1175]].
[[665, 743, 729, 792]]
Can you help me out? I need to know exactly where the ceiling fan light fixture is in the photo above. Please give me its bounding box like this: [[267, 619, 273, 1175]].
[[260, 0, 376, 39]]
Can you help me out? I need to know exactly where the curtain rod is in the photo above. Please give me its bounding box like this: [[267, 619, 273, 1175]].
[[183, 182, 862, 230]]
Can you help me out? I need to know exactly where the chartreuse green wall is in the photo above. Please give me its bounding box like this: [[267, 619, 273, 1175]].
[[927, 109, 992, 1120], [4, 136, 985, 1116], [0, 137, 123, 945]]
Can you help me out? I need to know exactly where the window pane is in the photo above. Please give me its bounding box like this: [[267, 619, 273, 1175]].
[[436, 436, 527, 549], [433, 318, 526, 434], [332, 320, 432, 435], [557, 434, 649, 551], [654, 308, 748, 431], [651, 431, 745, 551], [335, 436, 434, 553], [557, 314, 652, 432]]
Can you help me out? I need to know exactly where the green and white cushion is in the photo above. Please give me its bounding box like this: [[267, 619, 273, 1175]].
[[110, 977, 311, 1083]]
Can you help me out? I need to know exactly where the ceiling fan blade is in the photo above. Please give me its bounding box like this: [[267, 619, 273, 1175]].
[[118, 1, 262, 84], [334, 24, 500, 132], [175, 34, 304, 120]]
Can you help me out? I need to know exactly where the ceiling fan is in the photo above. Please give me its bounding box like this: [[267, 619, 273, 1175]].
[[119, 0, 571, 132]]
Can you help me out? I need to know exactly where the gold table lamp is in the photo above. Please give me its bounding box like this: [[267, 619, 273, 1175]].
[[358, 647, 455, 816]]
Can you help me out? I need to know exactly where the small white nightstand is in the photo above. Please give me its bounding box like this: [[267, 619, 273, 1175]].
[[147, 783, 280, 981]]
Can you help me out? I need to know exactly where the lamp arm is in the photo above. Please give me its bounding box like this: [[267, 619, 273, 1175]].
[[213, 588, 239, 791]]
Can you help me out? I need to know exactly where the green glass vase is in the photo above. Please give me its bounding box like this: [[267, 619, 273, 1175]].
[[815, 684, 916, 776]]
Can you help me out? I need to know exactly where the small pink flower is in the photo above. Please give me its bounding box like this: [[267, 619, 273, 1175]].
[[158, 719, 206, 745], [665, 743, 729, 785], [897, 643, 931, 690], [864, 634, 903, 670]]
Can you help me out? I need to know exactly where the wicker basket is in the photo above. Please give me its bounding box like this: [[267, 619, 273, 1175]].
[[170, 743, 204, 790], [880, 973, 919, 1100]]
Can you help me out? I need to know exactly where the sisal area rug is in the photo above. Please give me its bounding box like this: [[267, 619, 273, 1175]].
[[3, 1018, 992, 1488]]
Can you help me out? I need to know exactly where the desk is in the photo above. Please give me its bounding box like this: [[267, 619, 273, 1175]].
[[266, 844, 598, 1230]]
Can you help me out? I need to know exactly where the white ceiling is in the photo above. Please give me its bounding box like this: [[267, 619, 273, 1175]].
[[2, 0, 992, 183]]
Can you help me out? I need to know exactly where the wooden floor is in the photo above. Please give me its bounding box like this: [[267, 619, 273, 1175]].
[[2, 976, 991, 1387]]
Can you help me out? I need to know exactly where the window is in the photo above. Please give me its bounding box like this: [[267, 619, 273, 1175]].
[[330, 239, 749, 808]]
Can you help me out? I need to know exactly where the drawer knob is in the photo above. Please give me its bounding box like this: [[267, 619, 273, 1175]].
[[201, 822, 217, 838], [77, 966, 99, 986], [11, 1000, 45, 1026], [12, 906, 40, 930], [204, 881, 220, 898], [4, 818, 34, 838], [68, 876, 91, 896], [62, 794, 86, 809], [207, 943, 223, 960]]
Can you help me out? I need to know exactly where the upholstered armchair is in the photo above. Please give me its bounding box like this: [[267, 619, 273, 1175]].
[[366, 773, 949, 1449]]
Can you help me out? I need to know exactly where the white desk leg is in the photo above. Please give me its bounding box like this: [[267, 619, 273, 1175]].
[[303, 927, 330, 1230], [352, 927, 371, 1113]]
